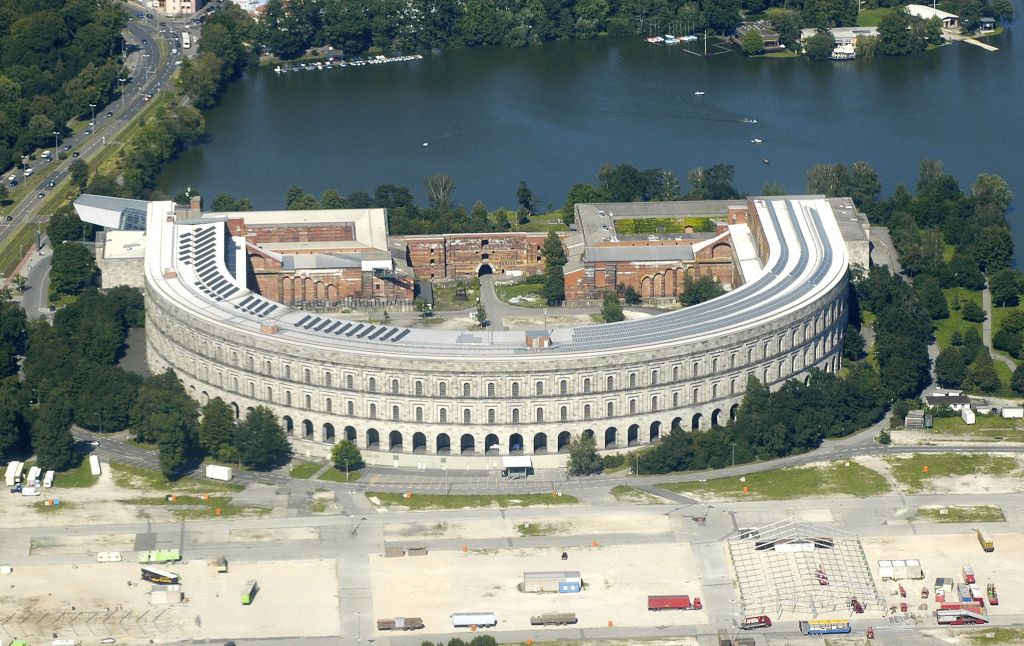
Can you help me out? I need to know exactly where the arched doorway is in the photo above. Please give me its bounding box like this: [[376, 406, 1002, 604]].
[[366, 428, 380, 449], [730, 404, 739, 421], [711, 409, 723, 428], [302, 419, 314, 439], [533, 433, 548, 454], [389, 430, 404, 452], [201, 391, 209, 404], [691, 413, 703, 431], [345, 425, 356, 442], [485, 433, 500, 455], [582, 429, 595, 440], [412, 432, 427, 453], [650, 421, 661, 442], [478, 263, 492, 276], [283, 416, 294, 435], [509, 433, 524, 454], [671, 417, 683, 432], [460, 434, 476, 455], [230, 402, 240, 419], [627, 424, 639, 446], [604, 427, 617, 449], [557, 431, 571, 452], [323, 423, 335, 443], [246, 406, 255, 417], [436, 433, 451, 454]]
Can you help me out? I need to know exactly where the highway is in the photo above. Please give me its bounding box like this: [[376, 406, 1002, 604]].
[[0, 2, 189, 268]]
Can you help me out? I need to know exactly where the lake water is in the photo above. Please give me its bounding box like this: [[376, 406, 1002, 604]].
[[157, 32, 1021, 253]]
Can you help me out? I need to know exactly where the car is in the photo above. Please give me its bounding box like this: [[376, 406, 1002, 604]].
[[84, 129, 92, 135], [106, 111, 113, 117], [142, 38, 147, 43], [72, 152, 80, 158], [89, 440, 100, 447], [146, 12, 153, 18], [9, 484, 22, 494], [37, 193, 45, 199], [8, 179, 17, 187], [89, 120, 95, 126], [62, 144, 71, 151], [100, 639, 117, 644], [5, 215, 12, 222], [136, 12, 144, 17], [48, 180, 55, 188]]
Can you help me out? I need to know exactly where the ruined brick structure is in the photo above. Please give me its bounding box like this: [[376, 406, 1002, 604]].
[[399, 232, 553, 279]]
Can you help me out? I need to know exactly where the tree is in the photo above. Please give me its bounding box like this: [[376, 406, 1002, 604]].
[[541, 231, 566, 304], [849, 161, 881, 207], [131, 370, 199, 450], [237, 406, 291, 470], [0, 300, 27, 378], [475, 302, 488, 327], [566, 432, 602, 476], [320, 188, 346, 209], [1012, 364, 1024, 394], [69, 158, 89, 189], [962, 300, 986, 323], [877, 9, 912, 55], [424, 173, 456, 211], [285, 185, 317, 210], [601, 293, 624, 322], [740, 28, 764, 55], [516, 181, 535, 214], [989, 269, 1022, 307], [331, 439, 364, 471], [680, 274, 725, 306], [199, 397, 238, 461], [966, 351, 1001, 393], [703, 0, 741, 33], [806, 163, 849, 196], [48, 207, 93, 243], [934, 347, 967, 388], [971, 226, 1013, 272], [50, 242, 98, 295], [914, 275, 948, 320], [32, 389, 76, 471], [803, 30, 837, 60], [543, 264, 565, 304], [0, 377, 29, 462], [623, 285, 642, 305], [843, 324, 865, 361]]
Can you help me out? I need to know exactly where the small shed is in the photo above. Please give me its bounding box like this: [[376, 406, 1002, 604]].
[[502, 455, 532, 478], [904, 410, 933, 430], [1001, 406, 1023, 419], [962, 407, 976, 425], [523, 571, 583, 593], [978, 17, 996, 31]]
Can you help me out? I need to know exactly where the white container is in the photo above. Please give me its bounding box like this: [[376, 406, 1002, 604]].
[[205, 464, 233, 481], [21, 487, 40, 496], [97, 552, 122, 563], [89, 455, 102, 476], [43, 470, 55, 488]]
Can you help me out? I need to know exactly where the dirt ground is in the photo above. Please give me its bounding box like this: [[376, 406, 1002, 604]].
[[382, 514, 673, 542], [0, 558, 339, 644], [369, 543, 704, 634], [862, 532, 1022, 618]]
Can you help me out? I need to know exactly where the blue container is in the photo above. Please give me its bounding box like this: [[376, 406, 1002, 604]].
[[559, 581, 581, 593]]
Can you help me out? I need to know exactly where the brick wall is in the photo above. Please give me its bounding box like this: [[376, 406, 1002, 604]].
[[400, 233, 555, 279]]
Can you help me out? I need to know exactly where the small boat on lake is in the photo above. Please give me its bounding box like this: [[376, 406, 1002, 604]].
[[751, 138, 763, 144], [694, 91, 705, 96], [741, 118, 758, 124]]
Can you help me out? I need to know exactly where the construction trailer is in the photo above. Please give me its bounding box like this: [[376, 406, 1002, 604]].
[[799, 619, 851, 635], [451, 612, 497, 628], [88, 455, 102, 476], [137, 549, 181, 564], [26, 465, 41, 485], [522, 571, 582, 593], [4, 461, 23, 486], [530, 613, 577, 626], [43, 470, 55, 488], [976, 529, 994, 552], [647, 595, 701, 611], [376, 617, 425, 631], [878, 559, 924, 580]]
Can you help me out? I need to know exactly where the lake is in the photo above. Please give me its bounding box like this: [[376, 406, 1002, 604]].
[[157, 32, 1021, 252]]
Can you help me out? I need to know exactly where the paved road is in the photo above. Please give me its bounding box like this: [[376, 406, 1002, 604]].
[[983, 281, 1017, 373]]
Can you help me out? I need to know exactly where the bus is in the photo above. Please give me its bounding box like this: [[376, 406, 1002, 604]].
[[137, 549, 181, 564], [181, 31, 191, 49], [799, 619, 851, 635], [241, 579, 258, 605], [140, 566, 180, 584]]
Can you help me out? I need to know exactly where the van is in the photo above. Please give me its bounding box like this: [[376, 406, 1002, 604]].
[[23, 168, 33, 177], [976, 529, 994, 552]]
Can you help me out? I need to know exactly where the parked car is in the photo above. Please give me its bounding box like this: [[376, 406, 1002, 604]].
[[106, 111, 113, 117], [72, 152, 80, 158], [37, 192, 45, 199]]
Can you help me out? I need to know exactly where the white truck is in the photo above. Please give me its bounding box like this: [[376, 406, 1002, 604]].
[[43, 470, 55, 488], [205, 464, 233, 481], [26, 465, 41, 485], [21, 487, 40, 496], [5, 461, 24, 486], [89, 455, 102, 476]]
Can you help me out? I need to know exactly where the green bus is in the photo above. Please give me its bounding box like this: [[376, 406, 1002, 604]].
[[137, 549, 181, 564], [241, 579, 258, 605]]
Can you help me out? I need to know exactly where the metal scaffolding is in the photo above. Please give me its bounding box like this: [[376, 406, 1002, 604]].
[[728, 518, 885, 617]]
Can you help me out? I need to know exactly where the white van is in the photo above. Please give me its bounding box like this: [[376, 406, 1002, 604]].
[[23, 168, 33, 177]]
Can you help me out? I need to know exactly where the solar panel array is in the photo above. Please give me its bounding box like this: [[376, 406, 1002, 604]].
[[291, 313, 411, 343], [178, 225, 240, 303]]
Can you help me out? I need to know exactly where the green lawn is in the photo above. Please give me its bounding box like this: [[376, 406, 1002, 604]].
[[432, 285, 477, 311], [966, 627, 1024, 645], [857, 7, 897, 26], [928, 415, 1024, 441], [757, 50, 799, 58], [495, 282, 546, 308], [289, 462, 321, 479], [367, 491, 579, 510], [933, 288, 983, 349], [884, 453, 1018, 493], [109, 462, 244, 493], [54, 457, 100, 488], [913, 505, 1005, 523], [33, 500, 75, 513], [318, 466, 362, 483], [124, 495, 269, 519], [0, 224, 39, 279], [513, 211, 569, 232], [662, 461, 890, 500]]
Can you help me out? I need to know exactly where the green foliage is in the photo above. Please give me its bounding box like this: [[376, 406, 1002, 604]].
[[601, 293, 624, 322], [131, 370, 199, 475], [989, 269, 1022, 307], [685, 164, 739, 200], [47, 207, 94, 243], [878, 429, 892, 445], [679, 274, 726, 306], [542, 231, 567, 304], [237, 406, 291, 471], [623, 285, 642, 305], [199, 397, 238, 462], [475, 301, 488, 327], [1012, 364, 1024, 394], [331, 439, 364, 470], [0, 299, 26, 378], [567, 432, 602, 476], [740, 28, 764, 55], [50, 242, 98, 296], [935, 347, 967, 388], [120, 103, 205, 197], [69, 158, 89, 189], [965, 350, 1001, 393], [962, 300, 986, 323], [803, 30, 836, 60], [614, 217, 716, 234], [914, 275, 948, 320], [0, 377, 30, 462], [516, 181, 534, 214], [74, 364, 141, 432], [842, 324, 865, 361], [31, 389, 76, 471]]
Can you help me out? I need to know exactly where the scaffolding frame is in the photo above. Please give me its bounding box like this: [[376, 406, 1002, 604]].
[[728, 518, 884, 617]]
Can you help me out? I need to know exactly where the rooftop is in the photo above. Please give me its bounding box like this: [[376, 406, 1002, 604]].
[[906, 4, 958, 20]]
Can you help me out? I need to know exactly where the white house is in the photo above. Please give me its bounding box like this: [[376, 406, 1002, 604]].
[[906, 4, 959, 28]]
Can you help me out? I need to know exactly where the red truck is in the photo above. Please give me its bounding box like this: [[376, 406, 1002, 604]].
[[962, 565, 976, 584], [648, 595, 702, 611], [740, 615, 772, 630]]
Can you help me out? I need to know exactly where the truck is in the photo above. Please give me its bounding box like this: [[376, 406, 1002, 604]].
[[962, 564, 975, 584], [976, 528, 994, 552], [241, 579, 258, 605], [936, 605, 988, 626], [799, 619, 851, 635], [740, 615, 772, 630], [205, 464, 233, 481], [137, 549, 181, 564], [20, 487, 40, 496], [529, 613, 577, 626], [647, 595, 701, 611], [89, 455, 102, 476], [376, 617, 425, 631], [26, 466, 41, 485], [451, 612, 497, 628], [210, 556, 228, 573], [5, 461, 24, 486], [987, 583, 999, 605], [43, 470, 55, 488]]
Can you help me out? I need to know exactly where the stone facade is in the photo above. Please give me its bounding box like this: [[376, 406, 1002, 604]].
[[400, 232, 552, 280]]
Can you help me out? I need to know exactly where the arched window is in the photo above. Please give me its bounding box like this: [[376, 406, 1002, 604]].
[[487, 382, 495, 397], [247, 381, 254, 396], [415, 407, 423, 422], [369, 403, 377, 419], [304, 368, 311, 384], [284, 364, 291, 379], [266, 386, 273, 402], [391, 379, 399, 394], [304, 394, 311, 409], [712, 358, 718, 372], [673, 365, 680, 381], [463, 383, 471, 398], [731, 378, 736, 393], [629, 399, 637, 414], [415, 381, 423, 396], [583, 378, 591, 394], [584, 404, 591, 420], [559, 380, 568, 395], [672, 392, 679, 407], [607, 375, 614, 391], [535, 381, 544, 396], [324, 372, 332, 387], [650, 370, 658, 385], [607, 401, 614, 417], [629, 373, 637, 388], [325, 398, 333, 413], [748, 348, 753, 363], [347, 400, 354, 415], [692, 361, 699, 376], [712, 383, 719, 398], [463, 408, 471, 424], [392, 405, 400, 421], [488, 409, 496, 423], [730, 353, 737, 368], [536, 407, 544, 422], [285, 391, 292, 405], [511, 382, 520, 397], [247, 355, 254, 370], [692, 387, 699, 402], [439, 382, 447, 397], [560, 406, 568, 421], [368, 377, 377, 393], [265, 360, 273, 375], [651, 395, 658, 411], [439, 408, 448, 423], [512, 408, 520, 423], [233, 377, 239, 392], [346, 374, 354, 389]]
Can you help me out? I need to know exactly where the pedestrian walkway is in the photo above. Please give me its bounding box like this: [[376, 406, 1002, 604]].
[[982, 282, 1016, 373]]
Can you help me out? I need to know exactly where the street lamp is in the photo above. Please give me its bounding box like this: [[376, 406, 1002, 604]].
[[52, 131, 59, 163], [118, 78, 126, 109], [356, 611, 361, 646], [88, 103, 96, 124], [731, 442, 736, 468]]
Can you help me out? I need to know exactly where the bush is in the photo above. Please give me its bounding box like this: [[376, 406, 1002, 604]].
[[601, 454, 626, 469]]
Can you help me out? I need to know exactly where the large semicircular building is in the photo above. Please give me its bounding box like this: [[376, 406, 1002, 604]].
[[75, 194, 868, 468]]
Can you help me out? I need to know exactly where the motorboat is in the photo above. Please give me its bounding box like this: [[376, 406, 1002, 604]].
[[694, 91, 705, 96], [751, 138, 763, 144], [741, 118, 757, 124]]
